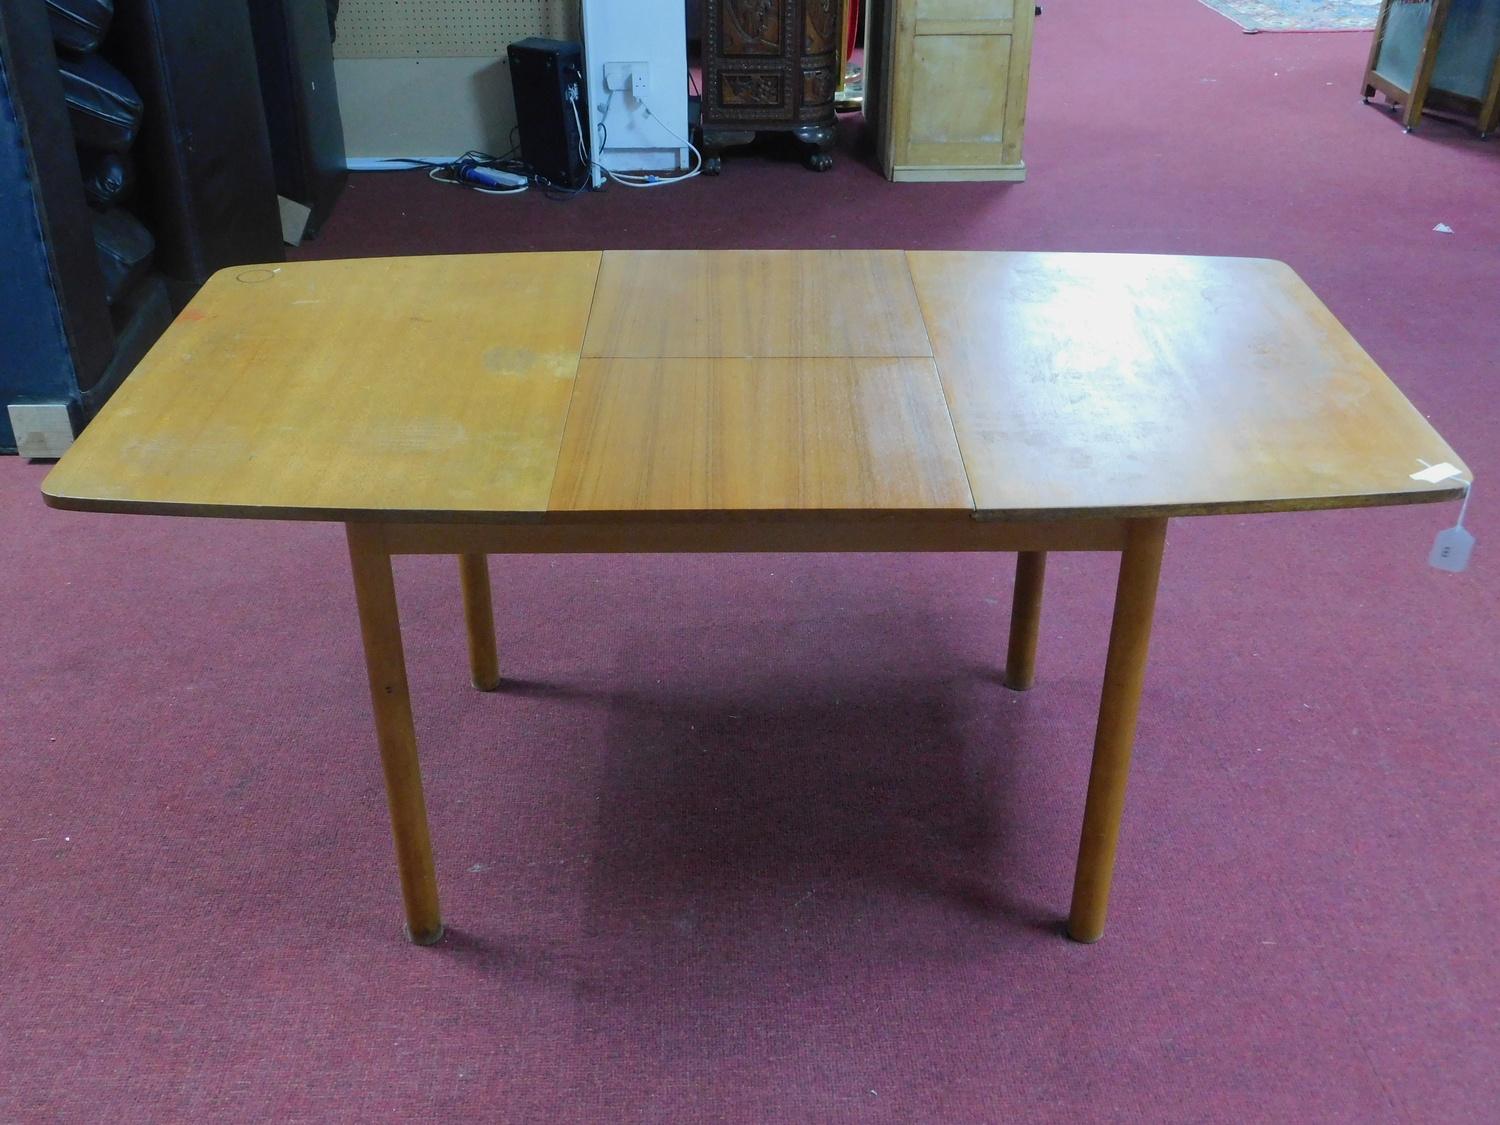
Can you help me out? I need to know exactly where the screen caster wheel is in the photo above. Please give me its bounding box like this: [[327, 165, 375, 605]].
[[807, 153, 834, 172]]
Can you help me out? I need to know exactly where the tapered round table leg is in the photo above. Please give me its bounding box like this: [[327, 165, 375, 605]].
[[459, 553, 501, 691], [347, 523, 444, 945], [1004, 551, 1047, 690], [1067, 518, 1168, 944]]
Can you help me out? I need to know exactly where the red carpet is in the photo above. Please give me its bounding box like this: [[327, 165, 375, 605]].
[[3, 1, 1496, 1120]]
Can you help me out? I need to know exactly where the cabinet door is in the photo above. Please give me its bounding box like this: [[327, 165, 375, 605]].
[[882, 0, 1034, 179], [703, 0, 840, 128], [704, 0, 793, 125]]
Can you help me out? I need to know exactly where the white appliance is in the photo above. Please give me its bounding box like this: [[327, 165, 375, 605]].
[[580, 0, 692, 187]]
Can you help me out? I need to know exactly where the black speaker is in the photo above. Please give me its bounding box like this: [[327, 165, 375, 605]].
[[507, 37, 586, 191]]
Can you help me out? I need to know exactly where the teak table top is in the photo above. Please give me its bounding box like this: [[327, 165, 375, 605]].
[[41, 250, 1467, 522]]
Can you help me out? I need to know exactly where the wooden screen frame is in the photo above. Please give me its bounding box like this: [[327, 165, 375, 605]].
[[1363, 0, 1500, 136]]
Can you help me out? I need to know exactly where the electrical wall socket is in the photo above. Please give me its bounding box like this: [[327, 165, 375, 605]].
[[604, 61, 649, 95]]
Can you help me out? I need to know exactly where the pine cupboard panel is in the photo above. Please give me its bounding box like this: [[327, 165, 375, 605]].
[[907, 33, 1011, 153], [878, 0, 1034, 181], [916, 0, 1015, 18]]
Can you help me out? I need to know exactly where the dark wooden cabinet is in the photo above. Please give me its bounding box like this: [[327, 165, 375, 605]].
[[699, 0, 841, 172]]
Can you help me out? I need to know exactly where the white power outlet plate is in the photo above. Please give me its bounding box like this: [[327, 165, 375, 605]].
[[604, 61, 648, 95]]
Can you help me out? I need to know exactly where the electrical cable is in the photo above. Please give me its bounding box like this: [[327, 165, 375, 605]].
[[408, 73, 700, 199], [428, 164, 528, 195], [592, 90, 702, 189], [424, 148, 529, 194], [421, 134, 592, 200], [513, 77, 603, 200]]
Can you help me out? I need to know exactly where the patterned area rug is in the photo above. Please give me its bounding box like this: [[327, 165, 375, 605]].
[[1197, 0, 1382, 31]]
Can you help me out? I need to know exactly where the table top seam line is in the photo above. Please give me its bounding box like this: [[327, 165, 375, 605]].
[[904, 255, 980, 516], [541, 251, 607, 513]]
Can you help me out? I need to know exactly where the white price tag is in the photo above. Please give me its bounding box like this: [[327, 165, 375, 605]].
[[1429, 525, 1474, 573], [1424, 475, 1474, 573]]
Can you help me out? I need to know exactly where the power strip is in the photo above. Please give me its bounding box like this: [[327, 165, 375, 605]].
[[459, 165, 529, 189]]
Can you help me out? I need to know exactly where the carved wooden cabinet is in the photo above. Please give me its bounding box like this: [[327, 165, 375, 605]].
[[699, 0, 842, 172]]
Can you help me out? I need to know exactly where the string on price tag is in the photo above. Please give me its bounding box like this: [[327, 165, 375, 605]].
[[1412, 461, 1474, 573]]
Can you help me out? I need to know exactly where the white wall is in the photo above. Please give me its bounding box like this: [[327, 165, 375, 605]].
[[581, 0, 691, 185], [334, 57, 516, 162]]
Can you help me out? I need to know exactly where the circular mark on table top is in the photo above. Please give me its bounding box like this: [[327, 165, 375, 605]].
[[235, 268, 279, 284]]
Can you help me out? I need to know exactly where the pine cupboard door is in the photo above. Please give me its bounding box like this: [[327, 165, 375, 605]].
[[878, 0, 1035, 181]]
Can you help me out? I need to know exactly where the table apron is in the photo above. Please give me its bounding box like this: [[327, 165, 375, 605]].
[[376, 518, 1131, 556]]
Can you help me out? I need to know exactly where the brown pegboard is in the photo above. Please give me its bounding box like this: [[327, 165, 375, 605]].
[[333, 0, 582, 59]]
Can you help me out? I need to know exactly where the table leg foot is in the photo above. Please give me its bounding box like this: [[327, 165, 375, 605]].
[[459, 553, 501, 691], [347, 522, 443, 945], [1004, 551, 1046, 691], [404, 921, 447, 946], [1064, 925, 1104, 945], [1066, 518, 1167, 944]]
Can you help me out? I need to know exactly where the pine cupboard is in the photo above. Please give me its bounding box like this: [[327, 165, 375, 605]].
[[869, 0, 1036, 181]]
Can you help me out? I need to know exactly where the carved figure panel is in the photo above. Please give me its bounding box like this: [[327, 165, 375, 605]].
[[721, 0, 782, 55], [721, 72, 785, 106], [805, 0, 838, 54]]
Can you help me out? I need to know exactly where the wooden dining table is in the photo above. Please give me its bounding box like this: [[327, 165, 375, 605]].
[[41, 249, 1469, 947]]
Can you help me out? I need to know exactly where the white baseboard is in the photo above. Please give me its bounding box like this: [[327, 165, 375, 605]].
[[347, 157, 468, 171]]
